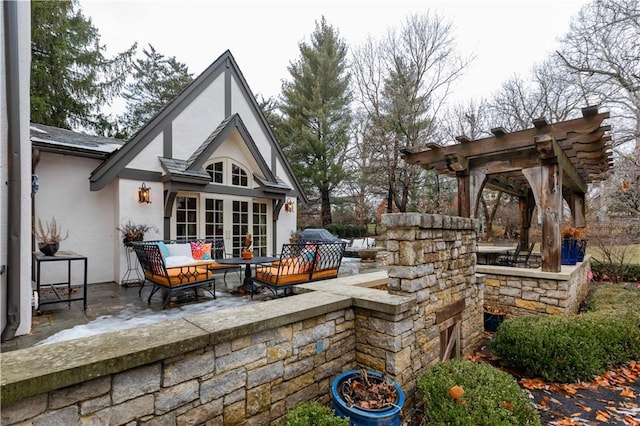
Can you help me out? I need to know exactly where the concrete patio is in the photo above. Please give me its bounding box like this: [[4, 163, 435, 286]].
[[1, 257, 385, 352]]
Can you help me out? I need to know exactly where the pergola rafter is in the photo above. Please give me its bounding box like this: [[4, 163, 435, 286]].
[[402, 106, 612, 272]]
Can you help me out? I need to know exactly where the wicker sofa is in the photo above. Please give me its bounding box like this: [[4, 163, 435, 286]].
[[131, 239, 240, 308]]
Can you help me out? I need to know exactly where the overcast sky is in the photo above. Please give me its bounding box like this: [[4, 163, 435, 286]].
[[80, 0, 589, 112]]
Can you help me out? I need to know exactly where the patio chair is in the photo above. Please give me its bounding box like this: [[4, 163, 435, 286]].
[[513, 242, 535, 268], [212, 238, 241, 285], [495, 242, 522, 266]]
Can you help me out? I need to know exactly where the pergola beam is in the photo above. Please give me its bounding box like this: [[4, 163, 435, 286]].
[[402, 112, 609, 167], [534, 133, 588, 194]]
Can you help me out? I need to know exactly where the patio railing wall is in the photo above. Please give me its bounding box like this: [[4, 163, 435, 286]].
[[2, 213, 484, 425]]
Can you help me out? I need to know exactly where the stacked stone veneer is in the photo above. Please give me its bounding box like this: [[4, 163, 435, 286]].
[[381, 213, 484, 390], [480, 257, 592, 317], [2, 213, 485, 425]]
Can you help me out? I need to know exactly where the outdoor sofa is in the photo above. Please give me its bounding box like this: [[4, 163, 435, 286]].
[[131, 239, 240, 308], [253, 241, 347, 297]]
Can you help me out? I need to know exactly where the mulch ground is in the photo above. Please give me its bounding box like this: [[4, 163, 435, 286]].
[[408, 335, 639, 426]]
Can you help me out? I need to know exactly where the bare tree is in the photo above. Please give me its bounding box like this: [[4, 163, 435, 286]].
[[351, 12, 472, 213], [489, 55, 588, 132], [557, 0, 640, 151]]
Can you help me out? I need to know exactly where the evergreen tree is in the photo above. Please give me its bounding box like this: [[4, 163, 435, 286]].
[[31, 0, 136, 134], [280, 17, 352, 226], [119, 44, 194, 137]]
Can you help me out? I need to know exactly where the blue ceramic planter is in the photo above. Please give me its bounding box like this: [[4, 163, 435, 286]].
[[561, 239, 578, 265], [331, 370, 404, 426]]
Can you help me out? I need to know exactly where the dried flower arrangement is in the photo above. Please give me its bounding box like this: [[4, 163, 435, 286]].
[[34, 217, 68, 244], [561, 225, 587, 240], [117, 220, 157, 246]]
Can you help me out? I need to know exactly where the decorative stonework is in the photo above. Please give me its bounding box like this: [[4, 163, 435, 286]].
[[479, 257, 591, 317], [3, 213, 486, 425]]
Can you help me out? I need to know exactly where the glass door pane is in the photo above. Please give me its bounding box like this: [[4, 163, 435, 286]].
[[205, 198, 224, 239], [252, 202, 267, 256], [232, 200, 249, 256], [176, 196, 198, 241]]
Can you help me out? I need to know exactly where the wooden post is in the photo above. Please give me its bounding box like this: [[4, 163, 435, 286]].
[[457, 171, 470, 218], [523, 164, 562, 272], [566, 193, 586, 228], [469, 171, 487, 219], [518, 191, 535, 248]]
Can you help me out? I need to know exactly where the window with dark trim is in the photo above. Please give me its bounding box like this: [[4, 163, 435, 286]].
[[206, 162, 224, 184], [231, 163, 248, 187]]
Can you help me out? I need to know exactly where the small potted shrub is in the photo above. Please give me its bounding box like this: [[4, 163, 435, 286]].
[[34, 217, 68, 256], [117, 220, 156, 247]]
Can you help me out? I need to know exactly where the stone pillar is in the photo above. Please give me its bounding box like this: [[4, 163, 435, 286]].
[[382, 213, 483, 367]]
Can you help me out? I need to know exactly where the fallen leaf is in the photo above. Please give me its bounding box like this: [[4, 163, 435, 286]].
[[621, 387, 636, 398], [449, 385, 465, 400], [595, 410, 610, 422]]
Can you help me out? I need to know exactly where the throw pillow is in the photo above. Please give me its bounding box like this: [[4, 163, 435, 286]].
[[166, 243, 192, 258], [157, 242, 170, 258], [191, 242, 212, 260]]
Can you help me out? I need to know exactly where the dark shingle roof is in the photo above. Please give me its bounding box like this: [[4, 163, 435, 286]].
[[30, 123, 124, 158]]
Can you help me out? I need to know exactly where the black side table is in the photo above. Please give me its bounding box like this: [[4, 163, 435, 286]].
[[32, 250, 88, 312]]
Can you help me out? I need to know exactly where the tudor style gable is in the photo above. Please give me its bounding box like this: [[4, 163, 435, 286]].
[[89, 50, 304, 203]]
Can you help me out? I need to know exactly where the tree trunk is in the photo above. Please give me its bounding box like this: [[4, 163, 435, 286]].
[[321, 190, 332, 226]]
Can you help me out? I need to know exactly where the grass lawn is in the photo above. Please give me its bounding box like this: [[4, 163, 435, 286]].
[[587, 244, 640, 264]]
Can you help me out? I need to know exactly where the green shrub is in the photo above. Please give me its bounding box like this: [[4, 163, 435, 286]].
[[417, 359, 541, 426], [491, 289, 640, 383], [590, 261, 640, 282], [280, 402, 349, 426]]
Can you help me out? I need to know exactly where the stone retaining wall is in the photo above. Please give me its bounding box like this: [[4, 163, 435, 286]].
[[2, 213, 484, 425], [478, 256, 592, 317]]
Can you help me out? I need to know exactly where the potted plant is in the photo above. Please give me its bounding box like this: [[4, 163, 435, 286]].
[[34, 217, 68, 256], [331, 369, 404, 426], [561, 225, 585, 265], [117, 220, 156, 247], [483, 305, 506, 332], [242, 232, 253, 259], [575, 227, 587, 262]]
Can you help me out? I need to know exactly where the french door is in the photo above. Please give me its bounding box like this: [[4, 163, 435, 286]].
[[175, 194, 268, 255]]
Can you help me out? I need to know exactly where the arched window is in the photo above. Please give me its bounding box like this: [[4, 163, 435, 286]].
[[206, 162, 224, 184], [231, 163, 248, 187]]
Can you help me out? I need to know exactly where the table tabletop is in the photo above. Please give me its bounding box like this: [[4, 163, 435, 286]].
[[476, 246, 512, 254], [33, 250, 87, 261], [216, 256, 279, 265]]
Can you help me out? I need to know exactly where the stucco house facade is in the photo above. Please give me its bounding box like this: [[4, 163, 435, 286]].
[[5, 48, 303, 339]]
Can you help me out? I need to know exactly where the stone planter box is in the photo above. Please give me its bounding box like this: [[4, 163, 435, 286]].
[[358, 248, 382, 262]]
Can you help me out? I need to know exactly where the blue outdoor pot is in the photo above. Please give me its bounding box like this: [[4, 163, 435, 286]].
[[561, 239, 578, 265], [331, 370, 405, 426]]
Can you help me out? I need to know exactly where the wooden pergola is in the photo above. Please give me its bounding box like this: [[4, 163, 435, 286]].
[[401, 106, 612, 272]]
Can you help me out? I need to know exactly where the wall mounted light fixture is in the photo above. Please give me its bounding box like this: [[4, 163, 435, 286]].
[[138, 183, 151, 204], [284, 198, 294, 212]]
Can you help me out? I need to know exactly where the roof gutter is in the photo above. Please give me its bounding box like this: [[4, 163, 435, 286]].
[[2, 0, 23, 341]]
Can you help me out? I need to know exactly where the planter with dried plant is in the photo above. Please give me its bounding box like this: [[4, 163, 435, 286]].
[[331, 369, 404, 425], [34, 217, 68, 256]]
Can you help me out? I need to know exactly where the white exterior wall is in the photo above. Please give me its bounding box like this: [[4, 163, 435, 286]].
[[1, 1, 32, 336], [115, 179, 163, 283], [172, 76, 225, 160], [128, 132, 164, 171], [35, 153, 117, 284]]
